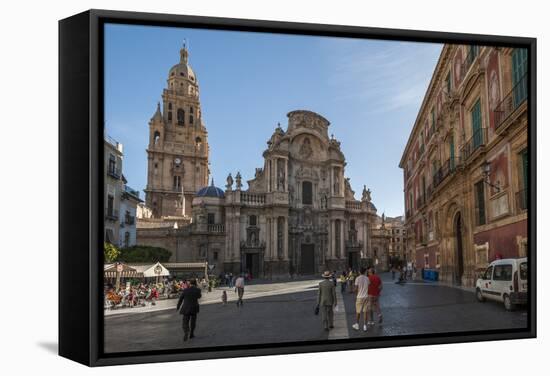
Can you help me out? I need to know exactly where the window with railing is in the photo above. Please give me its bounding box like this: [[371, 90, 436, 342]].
[[474, 181, 486, 226], [430, 108, 436, 137], [516, 148, 528, 211], [494, 49, 528, 130]]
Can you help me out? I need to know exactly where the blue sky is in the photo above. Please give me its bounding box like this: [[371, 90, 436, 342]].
[[104, 24, 442, 217]]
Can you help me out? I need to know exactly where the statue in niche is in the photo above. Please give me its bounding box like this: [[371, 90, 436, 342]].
[[235, 171, 242, 190], [362, 185, 372, 202], [299, 137, 313, 159], [277, 160, 286, 191], [249, 231, 256, 246], [320, 167, 327, 181], [226, 173, 233, 190], [321, 194, 328, 209]]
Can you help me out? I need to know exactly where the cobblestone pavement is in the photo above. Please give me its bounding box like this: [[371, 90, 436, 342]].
[[104, 273, 527, 353]]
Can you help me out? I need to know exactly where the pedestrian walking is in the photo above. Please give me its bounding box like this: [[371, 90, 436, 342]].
[[317, 271, 337, 331], [221, 290, 227, 305], [235, 274, 245, 307], [391, 266, 396, 280], [339, 272, 347, 293], [367, 267, 383, 325], [176, 278, 202, 342], [352, 267, 370, 332]]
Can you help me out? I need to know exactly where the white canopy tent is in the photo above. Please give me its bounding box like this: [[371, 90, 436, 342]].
[[128, 262, 170, 278]]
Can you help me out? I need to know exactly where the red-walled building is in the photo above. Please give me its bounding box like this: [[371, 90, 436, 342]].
[[399, 44, 528, 287]]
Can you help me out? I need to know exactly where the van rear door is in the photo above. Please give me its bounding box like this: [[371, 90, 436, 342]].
[[518, 261, 528, 292]]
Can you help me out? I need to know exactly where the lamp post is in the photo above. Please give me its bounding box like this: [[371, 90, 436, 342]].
[[481, 161, 500, 192]]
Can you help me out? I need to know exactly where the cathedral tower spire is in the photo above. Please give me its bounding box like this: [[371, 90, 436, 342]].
[[144, 44, 209, 218]]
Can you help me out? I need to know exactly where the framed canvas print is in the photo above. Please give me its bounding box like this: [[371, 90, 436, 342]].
[[59, 9, 536, 366]]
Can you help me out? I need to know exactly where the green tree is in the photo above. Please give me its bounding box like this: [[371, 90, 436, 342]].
[[104, 242, 120, 263], [117, 245, 172, 263]]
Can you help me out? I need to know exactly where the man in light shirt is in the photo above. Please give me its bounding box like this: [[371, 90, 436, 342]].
[[352, 267, 370, 332], [235, 274, 245, 307]]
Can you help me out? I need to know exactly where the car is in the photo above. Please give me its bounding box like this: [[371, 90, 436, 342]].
[[475, 257, 528, 311]]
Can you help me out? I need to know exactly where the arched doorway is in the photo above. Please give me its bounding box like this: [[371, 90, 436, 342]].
[[454, 212, 464, 285]]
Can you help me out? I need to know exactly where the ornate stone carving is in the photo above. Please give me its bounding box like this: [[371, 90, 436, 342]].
[[226, 173, 233, 190], [235, 171, 242, 190], [362, 185, 372, 202], [299, 137, 313, 159], [277, 159, 286, 190]]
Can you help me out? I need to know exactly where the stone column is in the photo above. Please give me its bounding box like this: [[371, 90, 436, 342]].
[[330, 219, 336, 259], [271, 217, 277, 260], [284, 158, 288, 192], [267, 160, 271, 193], [340, 220, 345, 261], [266, 217, 271, 260], [283, 217, 289, 260]]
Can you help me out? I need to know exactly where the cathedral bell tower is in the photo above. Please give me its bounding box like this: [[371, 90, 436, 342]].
[[145, 44, 210, 218]]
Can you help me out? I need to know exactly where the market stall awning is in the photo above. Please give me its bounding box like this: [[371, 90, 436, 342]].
[[163, 262, 208, 273], [103, 263, 143, 278], [128, 262, 170, 278]]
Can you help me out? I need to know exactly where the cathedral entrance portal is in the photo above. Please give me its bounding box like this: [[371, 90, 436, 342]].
[[348, 251, 359, 270], [300, 244, 315, 275], [245, 253, 260, 279]]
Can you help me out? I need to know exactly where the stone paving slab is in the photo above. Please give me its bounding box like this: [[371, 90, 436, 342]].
[[104, 272, 527, 353]]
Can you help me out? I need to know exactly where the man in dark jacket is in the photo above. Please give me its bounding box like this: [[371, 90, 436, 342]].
[[317, 271, 337, 331], [176, 278, 202, 341]]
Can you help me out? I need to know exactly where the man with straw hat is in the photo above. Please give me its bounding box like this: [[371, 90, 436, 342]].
[[317, 270, 337, 331]]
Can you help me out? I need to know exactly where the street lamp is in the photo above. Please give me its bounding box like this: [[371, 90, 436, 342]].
[[481, 161, 500, 192]]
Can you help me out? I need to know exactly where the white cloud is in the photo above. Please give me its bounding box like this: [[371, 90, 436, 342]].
[[324, 39, 442, 114]]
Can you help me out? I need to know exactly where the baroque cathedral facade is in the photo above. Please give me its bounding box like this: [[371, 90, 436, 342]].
[[138, 45, 382, 277]]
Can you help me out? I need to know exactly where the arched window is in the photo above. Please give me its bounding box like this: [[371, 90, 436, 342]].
[[153, 131, 160, 145], [302, 181, 313, 205], [177, 109, 185, 125]]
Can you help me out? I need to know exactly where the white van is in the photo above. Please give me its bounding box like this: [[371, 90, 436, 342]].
[[475, 257, 528, 311]]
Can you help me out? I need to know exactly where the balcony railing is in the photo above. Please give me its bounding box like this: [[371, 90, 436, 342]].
[[418, 144, 425, 157], [107, 166, 121, 179], [432, 158, 459, 189], [241, 192, 266, 206], [426, 184, 434, 200], [105, 209, 119, 221], [207, 224, 225, 233], [345, 200, 362, 210], [459, 46, 479, 83], [516, 189, 527, 211], [494, 73, 528, 132], [416, 195, 425, 210], [460, 127, 488, 162]]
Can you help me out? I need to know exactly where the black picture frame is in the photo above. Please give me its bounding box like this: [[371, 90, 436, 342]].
[[59, 9, 537, 367]]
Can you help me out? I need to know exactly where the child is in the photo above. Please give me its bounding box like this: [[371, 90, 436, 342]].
[[221, 290, 227, 305]]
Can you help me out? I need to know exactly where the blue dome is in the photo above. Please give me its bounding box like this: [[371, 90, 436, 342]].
[[196, 179, 225, 198]]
